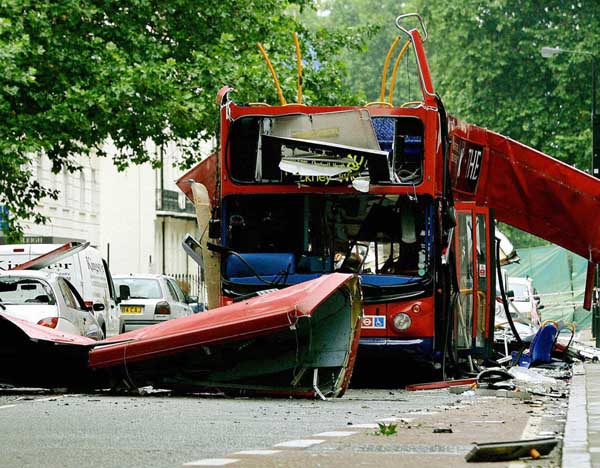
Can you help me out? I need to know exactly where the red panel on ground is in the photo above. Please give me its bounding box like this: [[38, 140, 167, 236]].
[[90, 273, 355, 368], [0, 312, 97, 345]]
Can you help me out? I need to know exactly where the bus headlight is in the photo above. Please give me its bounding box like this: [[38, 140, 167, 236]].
[[393, 313, 411, 331]]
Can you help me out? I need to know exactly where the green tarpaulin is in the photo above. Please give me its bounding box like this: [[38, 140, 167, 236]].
[[504, 245, 590, 330]]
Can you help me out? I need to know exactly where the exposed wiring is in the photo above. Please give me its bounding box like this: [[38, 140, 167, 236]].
[[495, 237, 524, 349], [442, 290, 459, 380], [207, 242, 289, 287], [554, 322, 575, 357]]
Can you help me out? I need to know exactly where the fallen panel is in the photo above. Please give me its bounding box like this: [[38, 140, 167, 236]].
[[10, 241, 89, 271], [90, 273, 362, 398], [176, 152, 217, 205], [0, 313, 96, 388], [405, 378, 477, 391]]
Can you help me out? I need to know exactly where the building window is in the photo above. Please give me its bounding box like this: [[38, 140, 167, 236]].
[[36, 157, 44, 183], [62, 170, 69, 206], [90, 168, 97, 208], [80, 172, 86, 210]]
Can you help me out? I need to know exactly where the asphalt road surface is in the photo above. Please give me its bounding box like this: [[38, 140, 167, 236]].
[[0, 389, 562, 468]]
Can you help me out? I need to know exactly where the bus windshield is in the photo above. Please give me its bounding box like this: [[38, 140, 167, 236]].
[[222, 194, 433, 292]]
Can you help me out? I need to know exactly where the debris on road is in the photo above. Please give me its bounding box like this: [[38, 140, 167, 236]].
[[432, 425, 453, 434], [405, 379, 477, 391], [464, 437, 559, 462]]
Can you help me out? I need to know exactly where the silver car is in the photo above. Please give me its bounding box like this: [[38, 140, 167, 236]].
[[114, 274, 194, 331], [0, 270, 104, 340]]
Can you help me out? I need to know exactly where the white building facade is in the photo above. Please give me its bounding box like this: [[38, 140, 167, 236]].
[[15, 153, 101, 246], [11, 141, 207, 298]]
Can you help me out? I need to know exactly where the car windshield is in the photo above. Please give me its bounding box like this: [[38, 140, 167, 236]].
[[115, 278, 162, 299], [508, 282, 530, 301], [0, 277, 57, 305]]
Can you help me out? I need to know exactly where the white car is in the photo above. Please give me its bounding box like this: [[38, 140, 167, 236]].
[[0, 243, 123, 337], [113, 274, 194, 331], [0, 270, 104, 339], [507, 276, 541, 326]]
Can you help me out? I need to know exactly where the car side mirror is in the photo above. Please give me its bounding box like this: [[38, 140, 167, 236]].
[[119, 284, 131, 301], [538, 304, 545, 310], [186, 295, 199, 304], [505, 290, 515, 298], [93, 303, 105, 312]]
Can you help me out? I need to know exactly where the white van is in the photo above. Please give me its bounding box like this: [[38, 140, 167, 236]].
[[0, 243, 123, 336]]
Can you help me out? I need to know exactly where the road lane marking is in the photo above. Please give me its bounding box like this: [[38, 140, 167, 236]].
[[234, 450, 281, 455], [183, 459, 239, 467], [377, 417, 415, 423], [0, 405, 16, 410], [349, 423, 379, 429], [313, 431, 357, 437], [274, 439, 325, 448]]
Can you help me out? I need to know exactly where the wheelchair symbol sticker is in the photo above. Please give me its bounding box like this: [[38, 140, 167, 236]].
[[362, 316, 386, 329]]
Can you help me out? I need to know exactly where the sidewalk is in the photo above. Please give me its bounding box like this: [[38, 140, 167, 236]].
[[563, 362, 600, 468]]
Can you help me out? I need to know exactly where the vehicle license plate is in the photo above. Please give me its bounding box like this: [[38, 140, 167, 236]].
[[121, 305, 143, 314]]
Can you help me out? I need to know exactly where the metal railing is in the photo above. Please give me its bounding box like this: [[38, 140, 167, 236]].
[[167, 272, 206, 310]]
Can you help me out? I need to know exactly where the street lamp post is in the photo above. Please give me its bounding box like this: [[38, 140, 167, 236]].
[[541, 46, 600, 343]]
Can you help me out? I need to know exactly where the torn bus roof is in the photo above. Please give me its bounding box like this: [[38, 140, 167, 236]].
[[0, 312, 97, 346], [0, 312, 96, 388], [88, 273, 362, 398], [449, 116, 600, 265], [10, 242, 90, 271]]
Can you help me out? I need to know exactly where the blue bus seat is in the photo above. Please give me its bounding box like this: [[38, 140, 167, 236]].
[[225, 253, 296, 279], [529, 322, 558, 365], [360, 275, 421, 287]]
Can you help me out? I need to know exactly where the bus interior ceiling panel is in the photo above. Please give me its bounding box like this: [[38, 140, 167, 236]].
[[228, 114, 424, 187]]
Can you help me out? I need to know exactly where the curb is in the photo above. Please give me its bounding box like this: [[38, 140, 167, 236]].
[[562, 363, 591, 468]]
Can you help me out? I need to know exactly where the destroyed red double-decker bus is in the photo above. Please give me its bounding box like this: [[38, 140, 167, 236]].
[[178, 15, 498, 374], [179, 14, 600, 376]]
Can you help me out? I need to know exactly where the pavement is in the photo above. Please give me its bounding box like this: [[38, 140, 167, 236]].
[[0, 385, 563, 468], [563, 328, 600, 468], [6, 330, 600, 467], [175, 389, 564, 468]]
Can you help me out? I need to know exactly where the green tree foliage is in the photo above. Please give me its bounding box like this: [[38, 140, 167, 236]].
[[304, 0, 421, 104], [0, 0, 369, 239], [419, 0, 600, 171]]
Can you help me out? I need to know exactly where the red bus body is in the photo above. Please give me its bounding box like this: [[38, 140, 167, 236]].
[[178, 24, 498, 370]]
